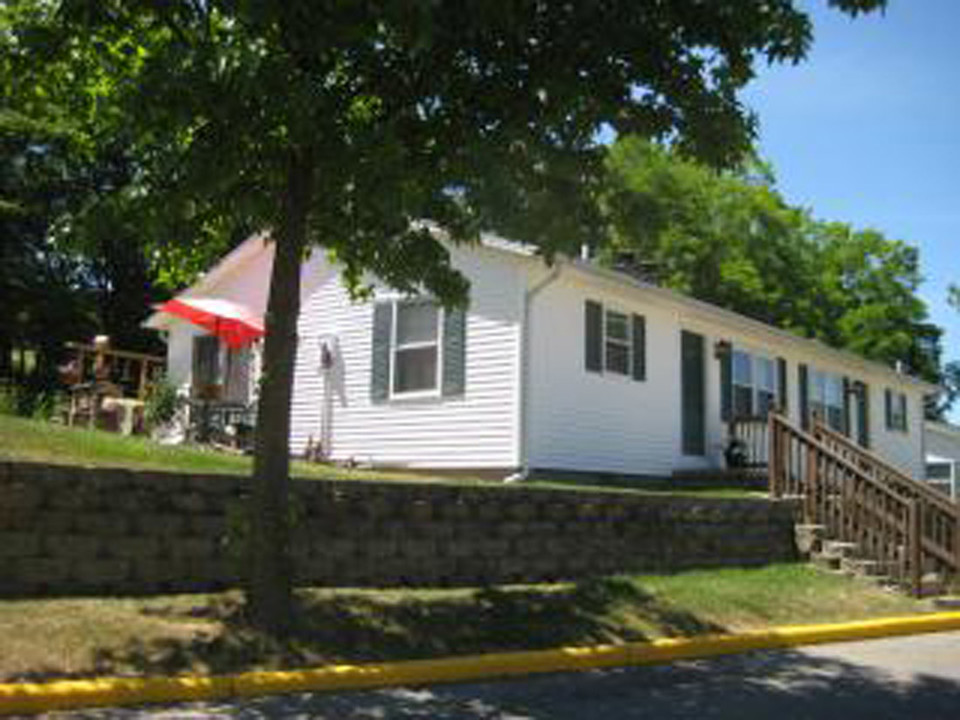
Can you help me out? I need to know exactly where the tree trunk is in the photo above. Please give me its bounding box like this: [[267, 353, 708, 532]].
[[245, 148, 314, 635]]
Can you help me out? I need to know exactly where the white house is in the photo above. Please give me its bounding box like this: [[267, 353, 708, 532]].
[[925, 421, 960, 499], [147, 233, 938, 481]]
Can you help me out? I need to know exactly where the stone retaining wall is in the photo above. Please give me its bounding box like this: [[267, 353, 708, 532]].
[[0, 461, 798, 597]]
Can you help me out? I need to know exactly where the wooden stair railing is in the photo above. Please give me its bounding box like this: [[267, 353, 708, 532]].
[[812, 418, 956, 509], [768, 412, 960, 596]]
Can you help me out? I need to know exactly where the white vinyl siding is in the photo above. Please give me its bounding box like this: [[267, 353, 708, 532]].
[[528, 273, 691, 476], [289, 245, 523, 469]]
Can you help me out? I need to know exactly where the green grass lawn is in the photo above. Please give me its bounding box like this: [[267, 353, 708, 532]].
[[0, 414, 476, 484], [0, 564, 929, 681], [0, 414, 761, 497]]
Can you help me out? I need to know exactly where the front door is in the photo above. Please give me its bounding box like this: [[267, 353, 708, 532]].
[[681, 330, 706, 456]]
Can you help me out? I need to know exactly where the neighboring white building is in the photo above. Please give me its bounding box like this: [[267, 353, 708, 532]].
[[147, 234, 938, 481], [925, 421, 960, 499]]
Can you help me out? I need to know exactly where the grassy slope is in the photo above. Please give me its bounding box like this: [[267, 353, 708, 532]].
[[0, 565, 928, 681], [0, 414, 471, 483], [0, 414, 761, 497]]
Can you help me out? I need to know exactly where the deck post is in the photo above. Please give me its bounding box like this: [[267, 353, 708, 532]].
[[908, 499, 923, 597], [768, 414, 779, 498], [805, 442, 818, 526], [138, 359, 150, 400]]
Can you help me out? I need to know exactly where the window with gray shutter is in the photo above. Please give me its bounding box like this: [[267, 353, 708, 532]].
[[584, 300, 646, 381], [392, 301, 439, 394], [371, 299, 464, 401]]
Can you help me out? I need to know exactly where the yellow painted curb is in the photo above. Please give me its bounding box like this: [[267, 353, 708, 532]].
[[3, 611, 960, 716]]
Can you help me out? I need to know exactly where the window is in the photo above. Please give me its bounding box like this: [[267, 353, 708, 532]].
[[927, 462, 953, 481], [584, 300, 645, 381], [757, 356, 777, 417], [809, 369, 845, 432], [732, 350, 754, 417], [886, 389, 908, 432], [731, 350, 778, 419], [604, 309, 631, 376], [392, 301, 441, 395], [192, 335, 220, 394]]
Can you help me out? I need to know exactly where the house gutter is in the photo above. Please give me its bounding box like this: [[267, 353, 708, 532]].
[[507, 262, 563, 482]]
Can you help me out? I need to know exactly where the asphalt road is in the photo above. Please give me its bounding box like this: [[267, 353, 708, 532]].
[[30, 631, 960, 719]]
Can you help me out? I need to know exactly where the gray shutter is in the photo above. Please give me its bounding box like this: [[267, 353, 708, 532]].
[[631, 314, 646, 381], [681, 331, 706, 455], [777, 358, 788, 413], [884, 389, 893, 430], [370, 303, 392, 403], [858, 382, 870, 448], [585, 300, 602, 373], [442, 306, 467, 397], [842, 377, 852, 437], [901, 394, 909, 432], [720, 343, 732, 422], [799, 364, 810, 430]]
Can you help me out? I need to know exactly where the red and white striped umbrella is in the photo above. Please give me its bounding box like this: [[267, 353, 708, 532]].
[[155, 297, 265, 349]]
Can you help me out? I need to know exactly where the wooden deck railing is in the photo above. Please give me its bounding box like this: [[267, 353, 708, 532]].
[[64, 341, 165, 400], [769, 412, 960, 596]]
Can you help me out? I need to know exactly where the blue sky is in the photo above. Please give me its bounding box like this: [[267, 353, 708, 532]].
[[742, 0, 959, 418]]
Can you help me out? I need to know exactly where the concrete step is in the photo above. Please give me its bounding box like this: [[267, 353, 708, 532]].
[[839, 557, 887, 577], [918, 573, 946, 598], [795, 524, 827, 555], [811, 552, 842, 571], [821, 540, 859, 559]]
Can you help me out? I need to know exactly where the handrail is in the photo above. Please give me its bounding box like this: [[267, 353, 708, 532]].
[[813, 419, 960, 518], [770, 417, 912, 506], [769, 411, 959, 596]]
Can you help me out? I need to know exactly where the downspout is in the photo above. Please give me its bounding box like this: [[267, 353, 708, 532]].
[[504, 262, 563, 483]]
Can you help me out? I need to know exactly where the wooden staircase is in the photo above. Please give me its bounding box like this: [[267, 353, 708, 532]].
[[766, 413, 960, 598]]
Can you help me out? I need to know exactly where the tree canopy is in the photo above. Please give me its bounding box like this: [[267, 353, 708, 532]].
[[4, 0, 888, 631], [601, 136, 943, 388]]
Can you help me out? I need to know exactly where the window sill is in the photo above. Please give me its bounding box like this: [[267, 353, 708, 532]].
[[387, 390, 444, 404]]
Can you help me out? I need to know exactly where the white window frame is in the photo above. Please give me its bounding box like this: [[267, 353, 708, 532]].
[[732, 349, 778, 419], [388, 299, 444, 399], [603, 307, 633, 377]]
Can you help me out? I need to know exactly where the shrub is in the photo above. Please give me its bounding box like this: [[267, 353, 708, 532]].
[[144, 379, 183, 430]]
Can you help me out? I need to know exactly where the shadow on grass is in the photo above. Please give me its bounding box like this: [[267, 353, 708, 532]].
[[91, 577, 724, 678]]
